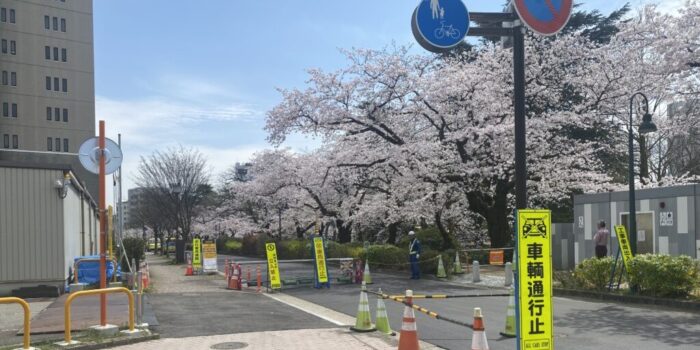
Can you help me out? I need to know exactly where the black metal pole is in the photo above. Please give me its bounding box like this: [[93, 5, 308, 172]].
[[628, 94, 640, 256], [513, 23, 527, 209]]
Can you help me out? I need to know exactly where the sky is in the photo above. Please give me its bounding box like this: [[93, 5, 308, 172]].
[[92, 0, 685, 204]]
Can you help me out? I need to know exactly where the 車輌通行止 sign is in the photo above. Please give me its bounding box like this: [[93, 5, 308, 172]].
[[614, 225, 634, 272], [266, 243, 282, 289], [517, 209, 553, 350], [313, 237, 329, 284], [192, 239, 202, 270], [411, 0, 469, 53], [202, 242, 217, 273], [513, 0, 573, 36]]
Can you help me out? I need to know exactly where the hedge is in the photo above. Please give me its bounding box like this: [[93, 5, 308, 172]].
[[627, 254, 700, 298]]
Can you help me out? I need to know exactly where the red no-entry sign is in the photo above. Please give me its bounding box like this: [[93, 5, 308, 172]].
[[513, 0, 573, 36]]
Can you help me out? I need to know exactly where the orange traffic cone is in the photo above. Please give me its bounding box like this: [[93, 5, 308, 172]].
[[398, 289, 419, 350], [185, 257, 193, 276], [471, 307, 489, 350]]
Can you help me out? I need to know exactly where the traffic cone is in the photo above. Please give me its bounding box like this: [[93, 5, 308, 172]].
[[350, 281, 376, 332], [398, 289, 419, 350], [471, 307, 489, 350], [185, 257, 193, 276], [363, 261, 373, 284], [453, 253, 464, 274], [499, 290, 516, 338], [436, 255, 447, 278], [375, 288, 394, 336]]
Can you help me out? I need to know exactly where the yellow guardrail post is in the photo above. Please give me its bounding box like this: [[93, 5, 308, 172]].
[[63, 287, 135, 345], [0, 297, 34, 349]]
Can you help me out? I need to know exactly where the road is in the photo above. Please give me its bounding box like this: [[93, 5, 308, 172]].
[[219, 254, 700, 350]]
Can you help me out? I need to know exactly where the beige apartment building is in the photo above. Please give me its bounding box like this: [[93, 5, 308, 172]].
[[0, 0, 96, 195]]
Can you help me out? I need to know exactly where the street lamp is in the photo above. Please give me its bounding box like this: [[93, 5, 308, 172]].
[[628, 92, 657, 255]]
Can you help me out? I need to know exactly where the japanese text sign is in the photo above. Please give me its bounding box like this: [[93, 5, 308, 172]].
[[313, 237, 329, 283], [517, 210, 553, 350], [266, 243, 282, 289], [614, 225, 634, 272]]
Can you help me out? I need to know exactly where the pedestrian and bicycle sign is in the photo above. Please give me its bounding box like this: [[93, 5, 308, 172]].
[[513, 0, 573, 36], [265, 243, 282, 290], [411, 0, 470, 52], [516, 209, 553, 350]]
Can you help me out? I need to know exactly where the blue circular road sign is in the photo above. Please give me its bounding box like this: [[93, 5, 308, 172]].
[[412, 0, 469, 53], [513, 0, 574, 36]]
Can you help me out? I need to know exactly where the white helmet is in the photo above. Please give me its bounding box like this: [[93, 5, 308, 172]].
[[408, 231, 415, 236]]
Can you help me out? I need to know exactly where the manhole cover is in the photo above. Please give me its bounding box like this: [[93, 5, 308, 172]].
[[210, 342, 248, 349]]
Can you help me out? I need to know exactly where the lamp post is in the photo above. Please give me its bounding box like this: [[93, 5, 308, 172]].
[[628, 92, 657, 255]]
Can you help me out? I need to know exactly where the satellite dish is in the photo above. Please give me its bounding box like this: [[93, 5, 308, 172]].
[[78, 137, 123, 175]]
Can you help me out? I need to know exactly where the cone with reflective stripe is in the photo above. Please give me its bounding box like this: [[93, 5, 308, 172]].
[[453, 253, 464, 274], [499, 290, 516, 338], [350, 281, 376, 332], [436, 255, 447, 278], [398, 289, 419, 350], [471, 307, 489, 350], [375, 288, 394, 336], [363, 261, 373, 284]]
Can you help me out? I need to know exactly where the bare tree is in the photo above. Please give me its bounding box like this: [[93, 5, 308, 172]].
[[135, 146, 210, 240]]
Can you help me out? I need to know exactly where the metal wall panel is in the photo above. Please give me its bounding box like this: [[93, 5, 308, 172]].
[[0, 167, 64, 283]]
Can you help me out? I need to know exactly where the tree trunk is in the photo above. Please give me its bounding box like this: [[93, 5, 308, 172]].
[[386, 222, 399, 244], [466, 179, 512, 248], [336, 219, 352, 243], [434, 211, 456, 249]]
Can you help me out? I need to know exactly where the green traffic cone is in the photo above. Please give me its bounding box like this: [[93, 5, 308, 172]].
[[436, 254, 447, 278], [363, 261, 373, 284], [499, 290, 517, 338], [375, 288, 394, 335], [350, 281, 376, 332], [453, 253, 464, 274]]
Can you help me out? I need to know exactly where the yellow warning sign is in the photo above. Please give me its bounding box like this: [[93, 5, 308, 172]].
[[192, 239, 202, 269], [614, 225, 634, 272], [266, 243, 282, 289], [202, 242, 218, 273], [517, 210, 553, 350], [313, 237, 328, 283]]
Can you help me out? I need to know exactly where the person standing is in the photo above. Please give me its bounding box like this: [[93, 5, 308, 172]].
[[408, 231, 422, 279], [593, 221, 610, 258]]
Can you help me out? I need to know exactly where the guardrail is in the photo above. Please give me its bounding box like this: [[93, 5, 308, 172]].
[[63, 287, 134, 344], [0, 297, 32, 349]]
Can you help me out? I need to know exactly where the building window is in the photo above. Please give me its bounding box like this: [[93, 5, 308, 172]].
[[12, 135, 18, 149], [54, 107, 60, 121], [62, 78, 67, 92], [2, 71, 7, 85], [45, 46, 50, 59], [46, 76, 51, 90], [44, 15, 49, 29], [63, 138, 68, 152], [1, 39, 6, 54], [9, 9, 14, 24], [46, 106, 52, 120], [2, 102, 7, 117], [55, 138, 61, 152], [10, 40, 15, 55], [10, 72, 16, 86], [61, 48, 67, 62], [62, 108, 68, 122], [60, 18, 66, 32], [52, 17, 58, 31], [53, 77, 59, 91], [53, 47, 58, 61], [3, 134, 9, 149], [11, 103, 17, 118], [1, 8, 6, 22], [47, 137, 52, 151]]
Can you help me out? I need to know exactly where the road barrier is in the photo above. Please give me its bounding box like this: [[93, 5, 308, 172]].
[[0, 297, 34, 349], [372, 291, 511, 300], [63, 287, 135, 344], [370, 290, 475, 330]]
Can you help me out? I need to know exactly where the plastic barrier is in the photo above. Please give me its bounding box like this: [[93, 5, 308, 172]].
[[73, 256, 120, 284], [0, 297, 33, 349], [63, 287, 135, 344]]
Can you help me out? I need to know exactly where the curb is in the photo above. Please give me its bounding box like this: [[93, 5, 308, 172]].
[[554, 288, 700, 313], [58, 333, 160, 350]]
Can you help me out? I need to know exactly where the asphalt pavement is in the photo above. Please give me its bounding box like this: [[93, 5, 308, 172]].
[[219, 254, 700, 350]]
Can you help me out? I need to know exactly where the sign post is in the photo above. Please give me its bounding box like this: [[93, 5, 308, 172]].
[[516, 210, 553, 350], [202, 241, 218, 274], [312, 236, 330, 289], [266, 243, 282, 290], [192, 239, 202, 274]]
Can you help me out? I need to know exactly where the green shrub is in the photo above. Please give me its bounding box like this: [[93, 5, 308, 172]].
[[241, 234, 259, 256], [278, 239, 312, 259], [122, 237, 146, 272], [366, 245, 406, 270], [627, 254, 700, 298], [397, 227, 444, 250], [325, 241, 363, 259], [224, 240, 242, 254], [574, 257, 622, 291], [416, 249, 454, 276]]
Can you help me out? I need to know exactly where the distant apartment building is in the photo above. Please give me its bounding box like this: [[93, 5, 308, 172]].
[[127, 187, 146, 227], [0, 0, 97, 195]]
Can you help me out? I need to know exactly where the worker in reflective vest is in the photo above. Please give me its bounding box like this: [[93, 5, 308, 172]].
[[408, 231, 422, 279]]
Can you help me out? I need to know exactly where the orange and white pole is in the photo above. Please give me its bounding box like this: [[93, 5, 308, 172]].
[[98, 120, 107, 326]]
